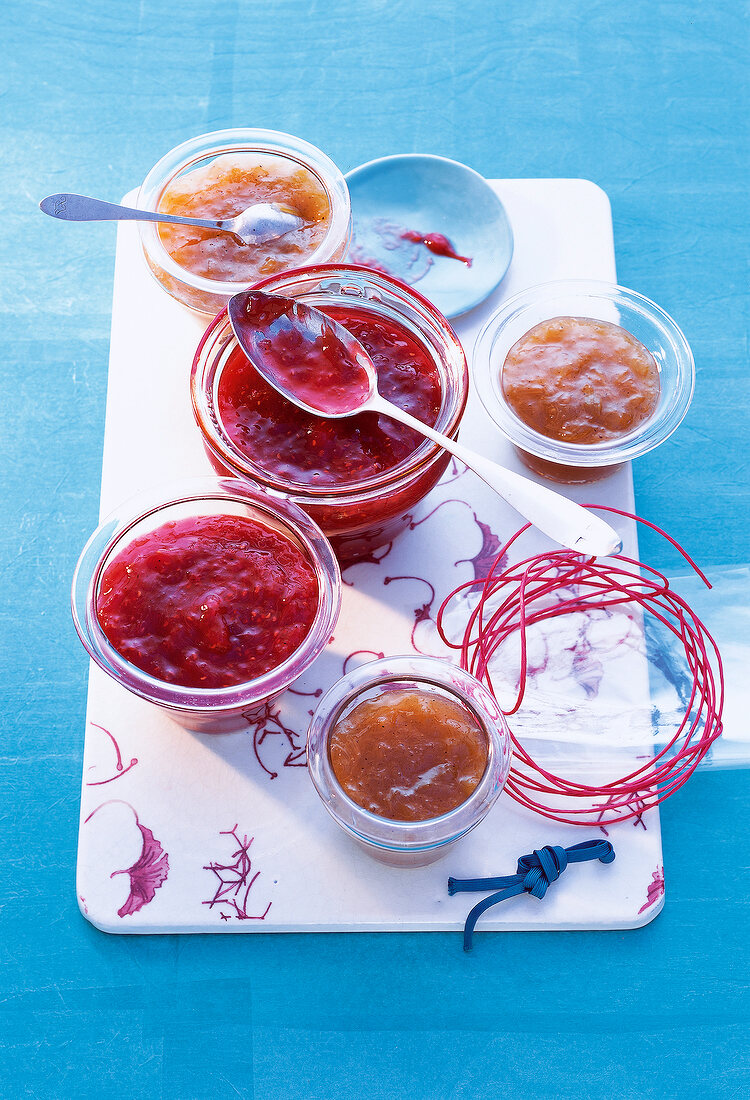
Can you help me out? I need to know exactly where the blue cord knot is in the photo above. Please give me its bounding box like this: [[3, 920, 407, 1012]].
[[517, 845, 568, 897], [448, 839, 615, 951]]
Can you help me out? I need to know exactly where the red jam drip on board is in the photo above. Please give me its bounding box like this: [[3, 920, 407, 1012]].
[[502, 316, 660, 444], [217, 304, 442, 488], [231, 292, 372, 415], [156, 154, 330, 283], [96, 515, 318, 690], [329, 688, 488, 822], [401, 230, 473, 267]]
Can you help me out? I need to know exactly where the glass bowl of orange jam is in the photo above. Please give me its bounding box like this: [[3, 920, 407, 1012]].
[[473, 280, 695, 482], [306, 656, 513, 866], [137, 129, 351, 314]]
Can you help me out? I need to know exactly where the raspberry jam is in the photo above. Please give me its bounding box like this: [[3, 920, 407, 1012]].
[[96, 514, 319, 690], [217, 305, 442, 489], [228, 292, 372, 416], [192, 265, 469, 562]]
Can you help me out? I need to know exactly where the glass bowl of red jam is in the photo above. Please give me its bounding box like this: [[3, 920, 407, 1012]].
[[71, 478, 341, 734], [137, 129, 351, 315], [473, 280, 695, 483], [191, 264, 469, 563], [306, 656, 513, 867]]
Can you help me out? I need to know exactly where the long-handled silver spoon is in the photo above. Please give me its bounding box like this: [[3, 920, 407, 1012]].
[[39, 192, 305, 246], [227, 290, 623, 557]]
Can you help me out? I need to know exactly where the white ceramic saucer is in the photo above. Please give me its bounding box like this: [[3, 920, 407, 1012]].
[[345, 153, 513, 318]]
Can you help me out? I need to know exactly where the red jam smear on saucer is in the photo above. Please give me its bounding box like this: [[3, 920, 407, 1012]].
[[96, 515, 319, 689], [329, 688, 488, 821], [217, 305, 442, 488], [156, 153, 331, 284], [502, 316, 660, 444], [401, 230, 472, 266]]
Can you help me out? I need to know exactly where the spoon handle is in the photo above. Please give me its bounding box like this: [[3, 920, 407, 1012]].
[[39, 193, 220, 232], [366, 393, 622, 557]]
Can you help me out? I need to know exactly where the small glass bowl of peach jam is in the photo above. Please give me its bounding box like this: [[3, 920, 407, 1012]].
[[137, 129, 351, 314], [306, 656, 512, 866], [473, 281, 695, 483]]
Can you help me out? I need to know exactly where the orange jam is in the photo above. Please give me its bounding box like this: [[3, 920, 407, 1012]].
[[329, 688, 488, 822], [156, 153, 331, 283], [502, 316, 660, 444]]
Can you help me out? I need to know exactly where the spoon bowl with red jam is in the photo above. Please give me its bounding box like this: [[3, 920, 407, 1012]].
[[228, 289, 623, 558]]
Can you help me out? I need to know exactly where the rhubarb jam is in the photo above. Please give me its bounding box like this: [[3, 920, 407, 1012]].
[[329, 688, 489, 822], [217, 305, 442, 488], [502, 316, 660, 444], [96, 515, 319, 690], [156, 154, 331, 285]]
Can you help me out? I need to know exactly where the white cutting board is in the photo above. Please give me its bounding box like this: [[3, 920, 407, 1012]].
[[76, 179, 664, 934]]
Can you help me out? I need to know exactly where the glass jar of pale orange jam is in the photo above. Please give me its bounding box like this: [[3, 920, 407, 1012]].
[[502, 316, 660, 444], [501, 314, 660, 480], [137, 129, 351, 314], [329, 688, 489, 822], [473, 281, 695, 483], [307, 656, 512, 866]]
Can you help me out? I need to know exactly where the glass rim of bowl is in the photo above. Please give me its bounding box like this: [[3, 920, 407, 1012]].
[[306, 655, 513, 852], [71, 476, 342, 713], [472, 279, 696, 468], [190, 263, 469, 503], [136, 127, 352, 296]]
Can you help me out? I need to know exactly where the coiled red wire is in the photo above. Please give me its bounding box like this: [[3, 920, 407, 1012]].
[[436, 506, 724, 826]]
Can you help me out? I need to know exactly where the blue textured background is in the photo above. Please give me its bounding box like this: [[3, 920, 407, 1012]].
[[2, 2, 748, 1097]]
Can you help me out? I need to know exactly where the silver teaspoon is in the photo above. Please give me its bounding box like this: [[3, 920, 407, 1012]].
[[227, 290, 623, 557], [39, 192, 305, 246]]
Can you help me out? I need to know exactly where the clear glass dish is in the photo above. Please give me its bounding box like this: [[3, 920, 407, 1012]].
[[71, 477, 341, 734], [190, 264, 469, 562], [473, 280, 695, 482], [306, 655, 513, 866], [137, 128, 351, 315]]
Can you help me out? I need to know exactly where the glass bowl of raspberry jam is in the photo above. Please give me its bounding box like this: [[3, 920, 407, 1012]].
[[306, 656, 513, 867], [137, 129, 351, 315], [191, 264, 469, 563], [473, 280, 695, 483], [71, 478, 341, 734]]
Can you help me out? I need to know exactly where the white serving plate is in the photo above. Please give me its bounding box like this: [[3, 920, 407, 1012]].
[[76, 179, 664, 934]]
